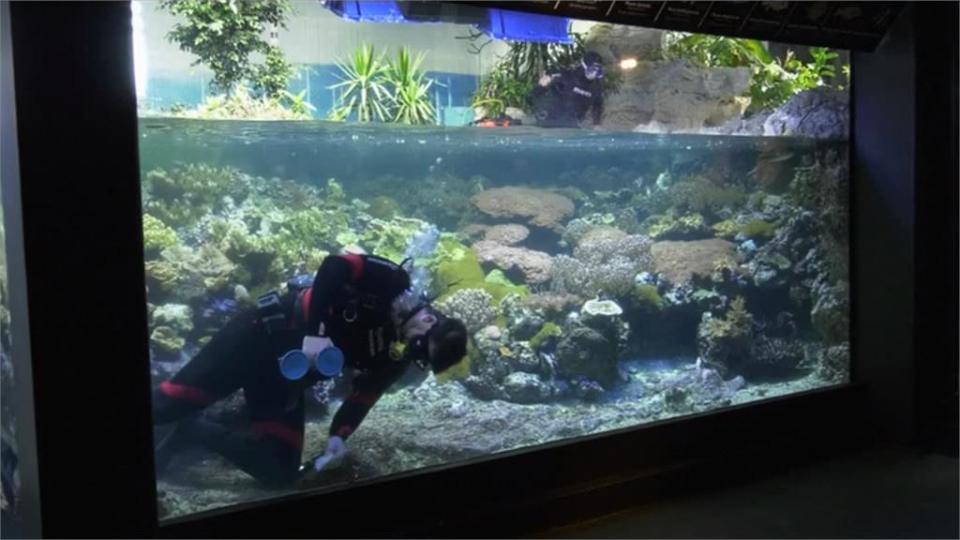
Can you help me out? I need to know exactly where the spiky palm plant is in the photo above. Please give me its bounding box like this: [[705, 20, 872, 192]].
[[385, 48, 436, 125], [329, 44, 391, 122]]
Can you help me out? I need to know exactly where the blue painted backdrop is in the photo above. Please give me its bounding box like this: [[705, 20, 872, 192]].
[[145, 64, 480, 124]]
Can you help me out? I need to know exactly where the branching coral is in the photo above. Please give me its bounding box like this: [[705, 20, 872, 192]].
[[143, 164, 249, 228], [434, 288, 496, 335], [551, 233, 654, 298], [143, 214, 179, 256]]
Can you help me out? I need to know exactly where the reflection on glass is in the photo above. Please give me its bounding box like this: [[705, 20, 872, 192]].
[[0, 178, 21, 534], [137, 1, 851, 519]]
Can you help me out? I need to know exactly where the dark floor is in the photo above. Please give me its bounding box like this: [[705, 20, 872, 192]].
[[537, 444, 959, 539]]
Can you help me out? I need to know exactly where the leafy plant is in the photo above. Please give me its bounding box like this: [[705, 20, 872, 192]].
[[471, 66, 534, 117], [279, 89, 316, 117], [383, 48, 436, 125], [161, 0, 293, 97], [329, 44, 391, 122], [330, 46, 436, 124], [252, 45, 294, 98], [665, 32, 848, 112], [170, 84, 311, 120]]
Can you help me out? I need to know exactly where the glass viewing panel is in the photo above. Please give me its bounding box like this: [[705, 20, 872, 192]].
[[135, 1, 851, 519]]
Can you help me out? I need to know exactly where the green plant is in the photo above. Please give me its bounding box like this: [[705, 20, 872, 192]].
[[279, 89, 316, 117], [171, 84, 311, 120], [384, 48, 436, 125], [329, 44, 391, 122], [664, 33, 772, 68], [665, 32, 848, 112], [161, 0, 292, 96], [252, 45, 294, 98], [472, 66, 534, 117]]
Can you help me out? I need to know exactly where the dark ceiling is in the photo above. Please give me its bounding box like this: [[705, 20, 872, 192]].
[[452, 1, 905, 51]]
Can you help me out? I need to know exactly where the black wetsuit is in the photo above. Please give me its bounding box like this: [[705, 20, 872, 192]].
[[531, 68, 604, 128], [153, 254, 412, 486]]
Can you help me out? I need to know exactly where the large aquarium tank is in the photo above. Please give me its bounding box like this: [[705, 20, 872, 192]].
[[135, 1, 851, 519]]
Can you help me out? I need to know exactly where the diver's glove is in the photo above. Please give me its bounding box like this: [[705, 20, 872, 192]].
[[312, 435, 347, 472]]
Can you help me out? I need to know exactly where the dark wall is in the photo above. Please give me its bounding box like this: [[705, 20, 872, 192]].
[[913, 2, 959, 454], [853, 2, 960, 447], [9, 2, 158, 535], [852, 6, 917, 443]]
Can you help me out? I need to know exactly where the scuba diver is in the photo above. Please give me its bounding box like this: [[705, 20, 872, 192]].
[[152, 253, 468, 487], [530, 51, 606, 129]]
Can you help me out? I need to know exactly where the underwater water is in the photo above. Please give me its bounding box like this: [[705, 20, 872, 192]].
[[140, 118, 851, 519]]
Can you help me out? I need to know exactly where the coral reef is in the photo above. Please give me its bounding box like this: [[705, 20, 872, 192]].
[[697, 297, 754, 376], [644, 213, 709, 240], [482, 224, 530, 245], [143, 214, 180, 256], [143, 165, 248, 229], [502, 372, 554, 404], [640, 177, 746, 220], [650, 239, 739, 286], [747, 334, 805, 377], [472, 241, 553, 284], [632, 284, 665, 311], [430, 236, 528, 304], [814, 342, 850, 384], [810, 279, 849, 345], [360, 217, 431, 264], [555, 326, 620, 388], [528, 322, 562, 352], [366, 196, 401, 220], [470, 187, 575, 233], [434, 288, 496, 335], [551, 233, 653, 299], [523, 292, 583, 317]]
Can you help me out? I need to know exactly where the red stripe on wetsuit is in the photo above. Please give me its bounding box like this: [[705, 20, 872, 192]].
[[341, 254, 365, 281], [252, 421, 304, 451], [159, 381, 217, 406], [329, 390, 382, 440]]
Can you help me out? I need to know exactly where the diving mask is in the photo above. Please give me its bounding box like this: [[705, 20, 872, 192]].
[[583, 60, 604, 80]]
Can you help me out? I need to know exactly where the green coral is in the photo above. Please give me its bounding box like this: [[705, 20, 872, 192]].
[[144, 260, 180, 297], [150, 326, 185, 355], [210, 219, 279, 283], [360, 217, 429, 264], [703, 296, 753, 340], [529, 322, 562, 351], [632, 284, 664, 310], [273, 207, 346, 270], [367, 196, 401, 220], [142, 214, 179, 256], [143, 164, 248, 228], [484, 269, 515, 287], [692, 288, 722, 302], [645, 213, 708, 240], [712, 219, 739, 239], [738, 219, 777, 240], [325, 178, 345, 204], [435, 344, 472, 384], [430, 235, 528, 304]]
